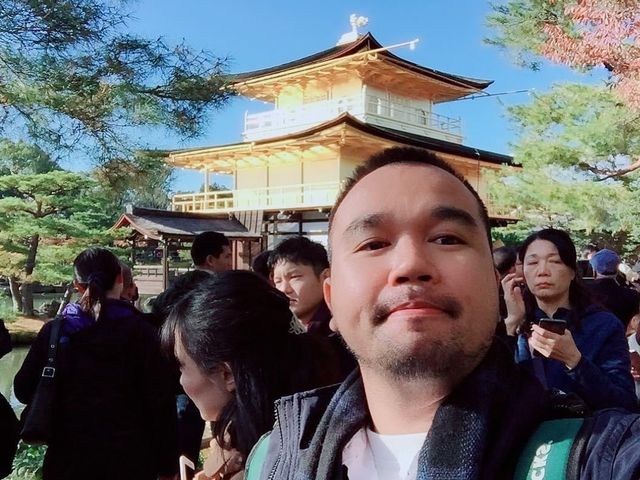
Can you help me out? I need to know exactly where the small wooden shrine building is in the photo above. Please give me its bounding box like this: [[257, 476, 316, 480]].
[[112, 206, 262, 294]]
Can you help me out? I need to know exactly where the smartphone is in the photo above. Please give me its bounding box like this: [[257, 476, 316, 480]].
[[179, 455, 195, 480], [538, 318, 567, 335]]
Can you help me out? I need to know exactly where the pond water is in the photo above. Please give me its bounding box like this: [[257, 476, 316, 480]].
[[0, 346, 28, 415], [0, 293, 65, 416], [0, 292, 68, 312]]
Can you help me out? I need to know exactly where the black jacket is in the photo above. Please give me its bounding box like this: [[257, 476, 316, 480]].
[[14, 300, 178, 480], [588, 277, 640, 329], [0, 392, 18, 479], [0, 320, 11, 359], [249, 340, 640, 480]]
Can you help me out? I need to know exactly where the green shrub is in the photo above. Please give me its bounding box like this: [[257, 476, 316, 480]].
[[0, 301, 18, 323], [7, 442, 45, 480]]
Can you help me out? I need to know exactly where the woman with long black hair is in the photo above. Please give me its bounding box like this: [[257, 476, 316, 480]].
[[161, 270, 341, 480], [502, 228, 637, 411], [15, 247, 177, 479]]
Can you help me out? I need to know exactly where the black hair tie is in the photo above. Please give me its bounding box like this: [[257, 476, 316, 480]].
[[86, 272, 108, 289]]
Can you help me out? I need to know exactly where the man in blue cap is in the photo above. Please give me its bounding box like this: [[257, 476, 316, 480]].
[[588, 248, 640, 329]]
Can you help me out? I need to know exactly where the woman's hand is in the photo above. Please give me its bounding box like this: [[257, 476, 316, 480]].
[[501, 273, 526, 335], [528, 324, 582, 369]]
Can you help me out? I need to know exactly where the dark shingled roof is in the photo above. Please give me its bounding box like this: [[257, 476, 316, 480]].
[[113, 207, 261, 241], [232, 33, 493, 91], [370, 124, 513, 165]]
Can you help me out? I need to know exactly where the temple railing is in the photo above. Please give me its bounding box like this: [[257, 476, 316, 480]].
[[172, 181, 341, 213]]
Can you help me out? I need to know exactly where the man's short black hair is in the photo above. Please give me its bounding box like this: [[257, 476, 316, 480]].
[[190, 231, 230, 266], [252, 249, 272, 279], [328, 147, 492, 246], [269, 236, 329, 276], [151, 269, 213, 321]]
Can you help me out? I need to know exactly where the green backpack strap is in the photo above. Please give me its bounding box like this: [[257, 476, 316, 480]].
[[245, 432, 272, 480], [514, 418, 584, 480]]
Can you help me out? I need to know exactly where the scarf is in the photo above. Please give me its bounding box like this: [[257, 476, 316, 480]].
[[289, 340, 548, 480]]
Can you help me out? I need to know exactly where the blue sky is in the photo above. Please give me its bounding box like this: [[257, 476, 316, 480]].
[[127, 0, 603, 192]]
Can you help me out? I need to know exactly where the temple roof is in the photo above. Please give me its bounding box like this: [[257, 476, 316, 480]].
[[112, 206, 261, 241], [231, 33, 493, 101], [168, 113, 512, 170]]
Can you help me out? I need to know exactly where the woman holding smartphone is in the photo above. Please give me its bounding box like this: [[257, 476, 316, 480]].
[[502, 228, 637, 411], [161, 270, 342, 480]]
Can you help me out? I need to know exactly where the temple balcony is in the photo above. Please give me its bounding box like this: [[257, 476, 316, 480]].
[[171, 180, 514, 223], [243, 93, 463, 144], [172, 181, 341, 213]]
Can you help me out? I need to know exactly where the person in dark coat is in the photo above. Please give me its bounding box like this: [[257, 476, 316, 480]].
[[160, 270, 344, 479], [587, 248, 640, 329], [504, 230, 637, 411], [0, 319, 18, 479], [14, 248, 178, 480], [0, 319, 10, 359], [269, 236, 356, 378], [150, 269, 213, 468]]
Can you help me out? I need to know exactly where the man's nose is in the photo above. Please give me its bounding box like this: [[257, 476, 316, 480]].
[[280, 279, 293, 294], [387, 238, 436, 286]]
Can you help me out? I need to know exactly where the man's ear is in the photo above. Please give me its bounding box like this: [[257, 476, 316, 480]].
[[221, 362, 236, 393], [73, 280, 86, 294], [115, 272, 123, 285], [320, 267, 330, 281], [323, 276, 338, 332]]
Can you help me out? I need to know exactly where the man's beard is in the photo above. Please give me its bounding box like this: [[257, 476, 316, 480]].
[[357, 334, 491, 381], [351, 291, 491, 381]]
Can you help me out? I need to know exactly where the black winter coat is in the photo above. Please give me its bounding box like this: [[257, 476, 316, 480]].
[[14, 300, 178, 480], [0, 393, 18, 479], [0, 320, 11, 359]]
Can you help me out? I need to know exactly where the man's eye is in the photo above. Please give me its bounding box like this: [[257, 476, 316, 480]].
[[358, 240, 388, 251], [432, 235, 462, 245]]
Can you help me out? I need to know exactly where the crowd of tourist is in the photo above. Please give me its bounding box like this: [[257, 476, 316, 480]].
[[3, 146, 640, 479]]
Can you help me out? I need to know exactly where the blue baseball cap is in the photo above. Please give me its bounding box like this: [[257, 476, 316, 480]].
[[589, 249, 620, 275]]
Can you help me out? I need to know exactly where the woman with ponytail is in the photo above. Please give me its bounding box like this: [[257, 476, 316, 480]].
[[15, 247, 178, 480], [161, 270, 341, 480]]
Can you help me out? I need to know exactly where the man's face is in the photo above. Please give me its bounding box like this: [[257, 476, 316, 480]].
[[325, 163, 499, 380], [205, 245, 233, 272], [273, 260, 326, 323]]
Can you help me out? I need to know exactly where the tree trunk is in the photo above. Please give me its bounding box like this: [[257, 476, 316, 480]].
[[21, 283, 34, 316], [8, 277, 23, 313], [57, 283, 74, 315], [24, 234, 39, 276], [22, 234, 40, 317]]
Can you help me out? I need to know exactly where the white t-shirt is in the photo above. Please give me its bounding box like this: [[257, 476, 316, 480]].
[[342, 427, 427, 480]]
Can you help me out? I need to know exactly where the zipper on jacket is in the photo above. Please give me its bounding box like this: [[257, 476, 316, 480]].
[[267, 401, 283, 480]]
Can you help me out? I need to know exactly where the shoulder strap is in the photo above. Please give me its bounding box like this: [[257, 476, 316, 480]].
[[514, 418, 584, 480], [245, 432, 272, 480], [41, 315, 63, 379]]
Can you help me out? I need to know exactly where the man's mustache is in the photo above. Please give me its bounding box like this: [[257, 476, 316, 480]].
[[372, 291, 463, 326]]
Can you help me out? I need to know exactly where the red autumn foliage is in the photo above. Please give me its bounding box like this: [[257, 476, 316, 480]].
[[542, 0, 640, 108]]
